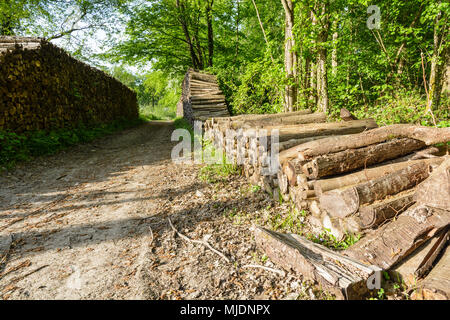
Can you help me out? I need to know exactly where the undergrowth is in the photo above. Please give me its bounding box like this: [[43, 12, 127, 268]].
[[307, 228, 361, 251], [0, 117, 144, 171], [199, 159, 240, 184]]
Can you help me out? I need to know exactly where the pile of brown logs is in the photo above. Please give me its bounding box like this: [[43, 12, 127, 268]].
[[202, 108, 450, 299], [177, 68, 230, 125], [205, 109, 378, 200], [0, 36, 138, 133]]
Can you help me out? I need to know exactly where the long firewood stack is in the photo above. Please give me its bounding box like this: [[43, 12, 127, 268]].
[[0, 36, 138, 133], [178, 68, 230, 125]]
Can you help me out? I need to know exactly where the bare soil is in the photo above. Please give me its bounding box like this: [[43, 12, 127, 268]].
[[0, 121, 326, 300]]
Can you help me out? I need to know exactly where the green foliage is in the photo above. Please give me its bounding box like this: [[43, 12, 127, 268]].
[[110, 66, 180, 120], [351, 90, 450, 127], [308, 229, 361, 251], [199, 161, 240, 184], [0, 117, 143, 170], [212, 54, 285, 115]]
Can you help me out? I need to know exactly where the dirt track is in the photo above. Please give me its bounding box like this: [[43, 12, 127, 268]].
[[0, 121, 322, 300]]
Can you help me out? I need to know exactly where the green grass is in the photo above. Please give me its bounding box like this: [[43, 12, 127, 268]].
[[199, 161, 240, 184], [139, 103, 176, 120], [0, 117, 144, 171], [307, 228, 361, 250], [173, 117, 193, 133]]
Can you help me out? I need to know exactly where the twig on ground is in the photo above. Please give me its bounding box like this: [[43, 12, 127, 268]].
[[241, 264, 286, 277], [168, 218, 231, 263], [148, 226, 154, 246]]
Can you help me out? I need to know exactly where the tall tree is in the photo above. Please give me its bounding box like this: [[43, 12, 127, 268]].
[[281, 0, 297, 112]]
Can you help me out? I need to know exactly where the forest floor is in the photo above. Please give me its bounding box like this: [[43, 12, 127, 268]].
[[0, 121, 328, 300]]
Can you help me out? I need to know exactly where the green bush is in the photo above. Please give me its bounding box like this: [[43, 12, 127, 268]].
[[211, 54, 285, 116], [350, 90, 450, 128]]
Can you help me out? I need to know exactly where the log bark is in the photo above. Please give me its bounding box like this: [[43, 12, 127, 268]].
[[411, 245, 450, 300], [210, 110, 311, 123], [358, 190, 415, 229], [391, 234, 442, 287], [254, 227, 379, 300], [344, 204, 450, 270], [303, 138, 426, 179], [224, 112, 327, 129], [277, 119, 377, 162], [319, 161, 435, 218], [254, 119, 377, 144], [278, 135, 329, 152], [414, 156, 450, 211], [313, 157, 444, 196], [340, 108, 357, 121], [284, 125, 450, 163]]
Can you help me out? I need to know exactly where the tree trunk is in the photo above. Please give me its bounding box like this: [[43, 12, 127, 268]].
[[176, 0, 201, 69], [316, 2, 330, 113], [251, 0, 274, 63], [223, 112, 326, 129], [331, 29, 338, 76], [259, 119, 377, 144], [414, 157, 450, 211], [358, 190, 415, 229], [411, 245, 450, 300], [234, 0, 240, 65], [281, 0, 297, 112], [206, 0, 214, 67], [254, 227, 379, 300]]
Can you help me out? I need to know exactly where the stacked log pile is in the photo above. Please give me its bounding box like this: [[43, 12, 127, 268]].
[[279, 124, 450, 240], [198, 105, 450, 299], [254, 157, 450, 299], [204, 111, 379, 200], [179, 68, 229, 125], [0, 36, 138, 132]]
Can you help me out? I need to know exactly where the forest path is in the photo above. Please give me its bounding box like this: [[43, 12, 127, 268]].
[[0, 121, 308, 300]]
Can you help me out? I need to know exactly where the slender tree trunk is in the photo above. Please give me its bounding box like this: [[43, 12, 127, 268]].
[[316, 2, 330, 113], [281, 0, 297, 112], [234, 0, 240, 65], [176, 0, 200, 69], [309, 11, 317, 107], [251, 0, 274, 63], [206, 0, 214, 67], [428, 3, 448, 111], [193, 13, 204, 70], [331, 19, 338, 76], [303, 56, 311, 107], [310, 61, 317, 106]]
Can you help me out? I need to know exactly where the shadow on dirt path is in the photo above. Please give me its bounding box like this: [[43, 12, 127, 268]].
[[0, 120, 323, 300]]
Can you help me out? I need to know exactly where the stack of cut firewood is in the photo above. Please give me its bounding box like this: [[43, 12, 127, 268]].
[[0, 36, 138, 133], [204, 109, 378, 200], [254, 155, 450, 300], [279, 124, 450, 240], [178, 69, 230, 125], [202, 109, 450, 299]]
